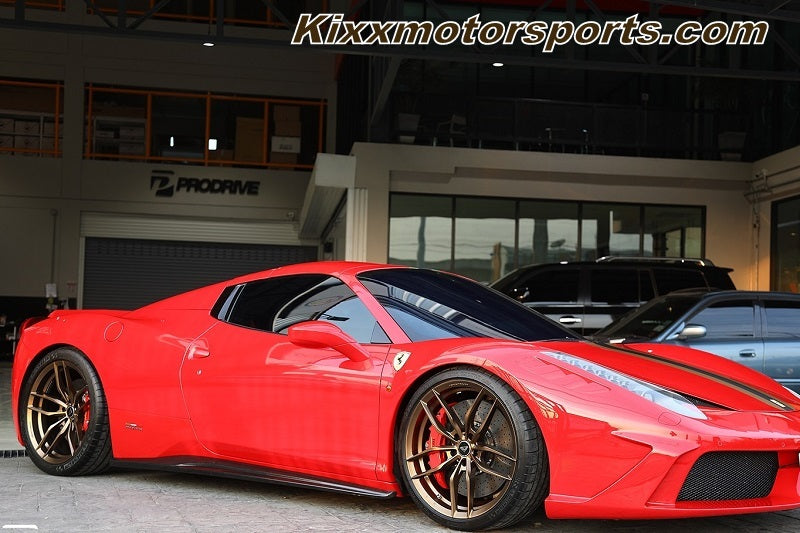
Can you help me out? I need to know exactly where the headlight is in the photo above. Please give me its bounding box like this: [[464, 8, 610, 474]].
[[543, 350, 707, 420]]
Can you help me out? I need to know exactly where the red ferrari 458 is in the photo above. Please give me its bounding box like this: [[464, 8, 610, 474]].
[[11, 262, 800, 530]]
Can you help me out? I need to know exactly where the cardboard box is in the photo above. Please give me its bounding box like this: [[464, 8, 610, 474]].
[[273, 105, 300, 122], [94, 129, 115, 139], [42, 122, 59, 136], [0, 135, 13, 148], [14, 135, 40, 150], [235, 117, 265, 162], [0, 118, 14, 134], [14, 120, 39, 135], [118, 143, 144, 155], [119, 126, 145, 139], [274, 119, 301, 137], [270, 152, 298, 164], [271, 135, 300, 153]]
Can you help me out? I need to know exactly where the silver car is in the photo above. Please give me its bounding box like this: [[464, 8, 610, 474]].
[[593, 290, 800, 392]]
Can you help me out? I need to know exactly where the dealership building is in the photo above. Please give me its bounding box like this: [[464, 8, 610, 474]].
[[1, 0, 800, 317]]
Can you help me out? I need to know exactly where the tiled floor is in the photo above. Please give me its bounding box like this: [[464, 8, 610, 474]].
[[1, 360, 24, 451]]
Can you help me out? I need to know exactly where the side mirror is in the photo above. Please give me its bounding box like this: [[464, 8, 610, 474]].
[[678, 324, 707, 340], [288, 321, 370, 363]]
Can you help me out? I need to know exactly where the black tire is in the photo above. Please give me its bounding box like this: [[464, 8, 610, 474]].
[[397, 366, 548, 531], [19, 347, 112, 476]]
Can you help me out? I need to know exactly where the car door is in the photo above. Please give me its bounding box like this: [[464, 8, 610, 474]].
[[667, 297, 764, 373], [180, 274, 390, 481], [760, 297, 800, 392], [516, 266, 585, 332]]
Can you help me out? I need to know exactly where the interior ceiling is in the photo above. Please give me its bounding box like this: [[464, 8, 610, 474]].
[[0, 1, 798, 81]]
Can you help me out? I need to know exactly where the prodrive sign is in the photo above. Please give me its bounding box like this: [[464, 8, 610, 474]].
[[150, 170, 260, 198]]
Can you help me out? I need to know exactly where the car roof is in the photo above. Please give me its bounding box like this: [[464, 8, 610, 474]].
[[658, 289, 800, 301]]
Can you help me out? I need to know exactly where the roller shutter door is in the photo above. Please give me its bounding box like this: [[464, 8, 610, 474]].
[[83, 237, 317, 310]]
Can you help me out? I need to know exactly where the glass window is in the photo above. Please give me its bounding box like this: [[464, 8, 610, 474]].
[[87, 89, 147, 158], [518, 268, 579, 304], [222, 274, 387, 344], [359, 268, 576, 342], [0, 79, 63, 157], [209, 98, 265, 163], [581, 203, 641, 260], [763, 300, 800, 338], [389, 195, 452, 270], [598, 294, 699, 340], [454, 197, 516, 283], [689, 301, 755, 337], [151, 94, 206, 160], [652, 268, 707, 294], [772, 196, 800, 292], [643, 205, 703, 258], [518, 200, 578, 264], [590, 268, 641, 304]]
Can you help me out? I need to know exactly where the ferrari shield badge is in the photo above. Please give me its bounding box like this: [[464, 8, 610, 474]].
[[393, 351, 412, 371]]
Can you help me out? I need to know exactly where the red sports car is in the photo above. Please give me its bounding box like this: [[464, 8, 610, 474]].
[[11, 261, 800, 530]]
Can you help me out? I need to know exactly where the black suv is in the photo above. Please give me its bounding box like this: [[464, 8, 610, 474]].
[[491, 257, 735, 334]]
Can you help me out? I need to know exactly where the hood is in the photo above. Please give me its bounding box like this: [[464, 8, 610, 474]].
[[541, 340, 800, 413]]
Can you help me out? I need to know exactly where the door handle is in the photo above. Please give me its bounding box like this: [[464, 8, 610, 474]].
[[559, 316, 582, 325], [738, 349, 757, 358], [188, 343, 210, 359]]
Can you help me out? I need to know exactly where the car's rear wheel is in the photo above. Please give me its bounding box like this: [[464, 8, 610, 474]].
[[20, 347, 112, 476], [398, 366, 548, 531]]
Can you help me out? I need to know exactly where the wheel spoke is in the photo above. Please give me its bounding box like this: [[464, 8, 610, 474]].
[[30, 391, 68, 409], [53, 361, 73, 403], [473, 398, 498, 441], [420, 400, 458, 442], [406, 445, 457, 461], [474, 459, 513, 481], [42, 420, 73, 458], [474, 444, 517, 463], [465, 456, 476, 518], [448, 457, 464, 518], [463, 389, 487, 439], [34, 417, 68, 454], [410, 453, 460, 480], [431, 389, 465, 439], [27, 405, 65, 417]]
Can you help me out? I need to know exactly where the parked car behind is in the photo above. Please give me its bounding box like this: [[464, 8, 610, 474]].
[[593, 290, 800, 392], [491, 257, 735, 334]]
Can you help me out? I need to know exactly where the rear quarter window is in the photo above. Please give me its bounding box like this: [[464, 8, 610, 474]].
[[652, 268, 707, 295]]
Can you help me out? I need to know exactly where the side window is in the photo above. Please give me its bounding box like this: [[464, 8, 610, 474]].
[[589, 268, 640, 304], [519, 268, 579, 304], [219, 274, 388, 344], [652, 268, 706, 295], [689, 301, 755, 337], [763, 300, 800, 338]]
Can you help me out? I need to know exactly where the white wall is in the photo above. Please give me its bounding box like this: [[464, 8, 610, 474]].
[[350, 142, 758, 289]]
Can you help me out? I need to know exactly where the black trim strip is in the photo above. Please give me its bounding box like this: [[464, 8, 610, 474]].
[[111, 457, 396, 499]]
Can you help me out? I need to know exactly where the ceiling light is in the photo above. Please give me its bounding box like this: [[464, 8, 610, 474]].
[[203, 41, 215, 47], [492, 62, 504, 67]]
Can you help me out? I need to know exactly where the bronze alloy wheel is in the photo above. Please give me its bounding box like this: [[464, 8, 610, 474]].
[[21, 348, 111, 476], [398, 367, 548, 531]]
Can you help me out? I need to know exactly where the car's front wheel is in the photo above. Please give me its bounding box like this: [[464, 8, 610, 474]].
[[19, 347, 112, 476], [397, 366, 548, 531]]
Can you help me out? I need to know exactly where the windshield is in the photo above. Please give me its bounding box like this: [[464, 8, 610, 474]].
[[596, 294, 699, 341], [357, 268, 578, 342]]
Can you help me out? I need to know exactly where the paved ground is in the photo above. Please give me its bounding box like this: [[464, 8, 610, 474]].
[[3, 360, 800, 532]]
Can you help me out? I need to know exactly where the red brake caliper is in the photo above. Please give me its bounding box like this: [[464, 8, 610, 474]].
[[79, 391, 91, 432], [426, 409, 451, 489]]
